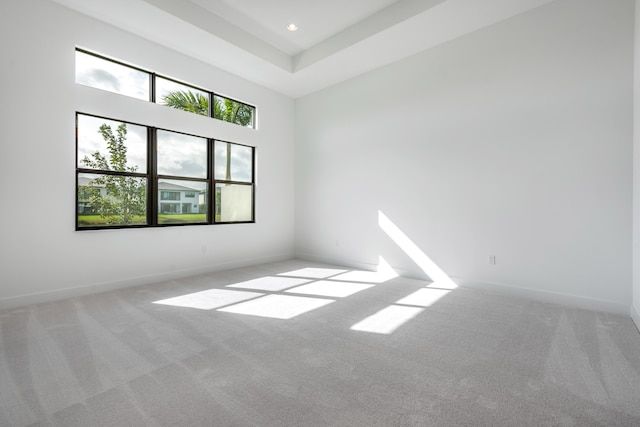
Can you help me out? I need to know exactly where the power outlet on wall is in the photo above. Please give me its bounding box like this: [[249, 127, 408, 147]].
[[488, 255, 496, 265]]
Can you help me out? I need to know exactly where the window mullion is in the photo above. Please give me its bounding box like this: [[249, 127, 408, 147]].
[[149, 127, 158, 226], [150, 72, 156, 103], [208, 138, 215, 224]]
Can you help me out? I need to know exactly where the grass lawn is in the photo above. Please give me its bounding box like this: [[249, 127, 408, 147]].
[[77, 215, 146, 227], [78, 213, 207, 226], [158, 213, 207, 224]]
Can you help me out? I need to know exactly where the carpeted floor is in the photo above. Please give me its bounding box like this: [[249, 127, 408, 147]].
[[1, 259, 639, 426]]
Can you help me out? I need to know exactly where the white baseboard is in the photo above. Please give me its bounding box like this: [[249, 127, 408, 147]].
[[295, 252, 630, 316], [11, 250, 628, 317], [632, 305, 640, 334], [296, 252, 380, 273], [0, 253, 292, 310], [456, 278, 629, 316]]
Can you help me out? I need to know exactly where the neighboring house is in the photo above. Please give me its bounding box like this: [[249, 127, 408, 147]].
[[77, 176, 204, 214], [157, 181, 203, 214], [77, 176, 106, 214]]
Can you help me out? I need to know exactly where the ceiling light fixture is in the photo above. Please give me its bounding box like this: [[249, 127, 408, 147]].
[[287, 23, 298, 32]]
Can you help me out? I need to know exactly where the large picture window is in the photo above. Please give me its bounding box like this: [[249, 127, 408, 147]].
[[76, 113, 255, 230], [75, 49, 256, 128]]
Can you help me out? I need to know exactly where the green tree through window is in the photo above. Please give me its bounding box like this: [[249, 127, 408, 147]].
[[161, 90, 254, 127], [79, 123, 147, 225]]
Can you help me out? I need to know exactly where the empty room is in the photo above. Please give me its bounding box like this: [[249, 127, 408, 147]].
[[1, 0, 640, 425]]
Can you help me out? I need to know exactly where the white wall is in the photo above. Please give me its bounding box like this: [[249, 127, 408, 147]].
[[634, 0, 640, 329], [0, 0, 295, 308], [296, 0, 634, 314]]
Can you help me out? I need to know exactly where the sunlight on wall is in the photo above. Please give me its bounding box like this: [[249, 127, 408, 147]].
[[378, 211, 457, 289], [348, 214, 458, 334]]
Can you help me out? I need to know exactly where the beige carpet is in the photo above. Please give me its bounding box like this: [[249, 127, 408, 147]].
[[1, 259, 639, 426]]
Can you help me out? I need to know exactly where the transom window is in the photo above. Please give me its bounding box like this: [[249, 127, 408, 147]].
[[75, 49, 256, 128], [76, 113, 255, 229]]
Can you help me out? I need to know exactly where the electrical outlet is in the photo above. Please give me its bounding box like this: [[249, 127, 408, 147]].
[[489, 255, 496, 265], [202, 245, 207, 253]]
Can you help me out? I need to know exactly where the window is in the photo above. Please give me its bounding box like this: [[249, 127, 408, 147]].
[[214, 141, 254, 222], [214, 95, 255, 128], [76, 115, 148, 228], [156, 77, 210, 117], [75, 50, 149, 101], [160, 191, 180, 201], [76, 113, 255, 230], [75, 49, 256, 128]]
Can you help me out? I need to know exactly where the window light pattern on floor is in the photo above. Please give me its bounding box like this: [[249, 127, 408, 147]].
[[218, 294, 335, 320], [285, 281, 373, 298], [152, 263, 388, 320], [277, 267, 347, 279], [351, 305, 425, 334], [348, 211, 458, 334], [152, 218, 458, 331], [226, 276, 311, 292], [153, 289, 264, 310], [395, 288, 451, 307]]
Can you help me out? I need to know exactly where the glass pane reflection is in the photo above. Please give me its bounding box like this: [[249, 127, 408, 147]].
[[215, 183, 253, 222]]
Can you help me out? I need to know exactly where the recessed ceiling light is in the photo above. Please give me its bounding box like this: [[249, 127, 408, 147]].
[[287, 23, 298, 32]]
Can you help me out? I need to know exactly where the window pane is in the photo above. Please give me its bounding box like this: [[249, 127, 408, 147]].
[[214, 141, 253, 182], [77, 173, 147, 227], [158, 179, 207, 224], [77, 115, 147, 173], [75, 51, 149, 101], [216, 183, 253, 222], [157, 130, 207, 178], [156, 77, 210, 116], [214, 95, 254, 128]]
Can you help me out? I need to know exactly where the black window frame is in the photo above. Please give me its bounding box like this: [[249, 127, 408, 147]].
[[75, 48, 257, 128], [212, 139, 256, 224], [75, 112, 256, 231]]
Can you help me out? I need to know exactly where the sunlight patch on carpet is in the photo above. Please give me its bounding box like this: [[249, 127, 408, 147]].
[[395, 288, 451, 307], [351, 305, 424, 334], [218, 294, 334, 319], [226, 276, 311, 292], [153, 289, 264, 310], [285, 281, 374, 298]]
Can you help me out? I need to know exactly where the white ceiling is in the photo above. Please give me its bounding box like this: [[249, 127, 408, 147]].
[[190, 0, 404, 56], [52, 0, 556, 98]]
